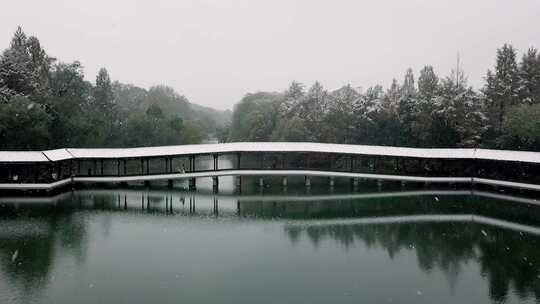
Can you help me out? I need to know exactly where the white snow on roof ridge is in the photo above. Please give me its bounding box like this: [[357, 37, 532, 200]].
[[0, 151, 50, 163], [1, 142, 539, 164]]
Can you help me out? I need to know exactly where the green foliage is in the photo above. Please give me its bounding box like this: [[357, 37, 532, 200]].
[[418, 65, 439, 100], [484, 44, 520, 136], [0, 27, 226, 150], [0, 96, 51, 149], [2, 27, 540, 152], [271, 117, 307, 141], [229, 92, 281, 141], [225, 43, 540, 151], [502, 104, 540, 150], [518, 48, 540, 105]]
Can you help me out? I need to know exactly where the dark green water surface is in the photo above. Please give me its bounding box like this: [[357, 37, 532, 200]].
[[1, 179, 539, 304]]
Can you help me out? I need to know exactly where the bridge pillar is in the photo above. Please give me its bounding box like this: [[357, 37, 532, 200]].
[[189, 178, 196, 190], [235, 176, 242, 192], [213, 154, 218, 171], [212, 176, 219, 193]]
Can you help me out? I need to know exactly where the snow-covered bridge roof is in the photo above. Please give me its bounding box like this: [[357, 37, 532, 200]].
[[1, 142, 539, 164], [64, 143, 476, 159], [0, 151, 49, 163]]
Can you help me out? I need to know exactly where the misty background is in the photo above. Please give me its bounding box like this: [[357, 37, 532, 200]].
[[2, 0, 539, 110]]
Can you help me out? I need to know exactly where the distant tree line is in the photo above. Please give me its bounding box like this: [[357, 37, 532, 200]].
[[0, 27, 231, 150], [226, 44, 540, 151]]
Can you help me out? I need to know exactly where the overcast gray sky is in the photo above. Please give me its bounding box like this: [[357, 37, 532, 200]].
[[1, 0, 539, 110]]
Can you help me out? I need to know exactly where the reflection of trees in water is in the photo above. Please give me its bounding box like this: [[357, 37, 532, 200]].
[[246, 193, 540, 302], [285, 222, 540, 303], [239, 194, 540, 226], [0, 194, 95, 298]]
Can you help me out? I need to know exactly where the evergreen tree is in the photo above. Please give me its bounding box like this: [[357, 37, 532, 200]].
[[484, 44, 520, 136], [279, 81, 305, 117], [435, 60, 487, 147], [87, 68, 120, 146], [401, 68, 416, 97], [298, 81, 327, 141], [93, 68, 114, 110], [0, 27, 36, 101], [518, 48, 540, 105], [47, 61, 92, 147], [418, 65, 439, 100], [398, 68, 418, 145], [326, 85, 360, 143]]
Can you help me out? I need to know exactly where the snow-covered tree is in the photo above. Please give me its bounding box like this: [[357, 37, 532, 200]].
[[435, 61, 487, 147], [397, 68, 418, 145], [484, 44, 520, 135], [325, 85, 361, 143], [0, 27, 53, 103], [279, 81, 305, 117], [518, 48, 540, 105], [401, 68, 416, 97], [418, 65, 439, 100]]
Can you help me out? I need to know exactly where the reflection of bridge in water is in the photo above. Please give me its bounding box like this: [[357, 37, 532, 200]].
[[2, 142, 540, 192], [1, 187, 539, 303], [2, 188, 540, 235]]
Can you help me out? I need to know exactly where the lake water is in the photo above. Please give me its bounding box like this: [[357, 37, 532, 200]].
[[0, 177, 539, 304]]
